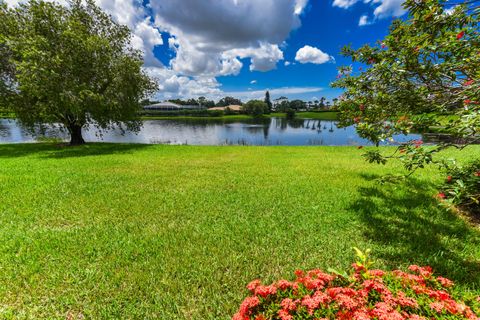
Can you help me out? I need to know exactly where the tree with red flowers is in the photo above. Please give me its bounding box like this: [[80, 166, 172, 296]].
[[332, 0, 479, 210]]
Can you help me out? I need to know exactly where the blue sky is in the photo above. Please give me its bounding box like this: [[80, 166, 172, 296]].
[[216, 1, 399, 102], [5, 0, 408, 102]]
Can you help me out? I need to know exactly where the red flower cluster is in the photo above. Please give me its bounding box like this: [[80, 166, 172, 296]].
[[457, 31, 465, 40], [233, 263, 479, 320]]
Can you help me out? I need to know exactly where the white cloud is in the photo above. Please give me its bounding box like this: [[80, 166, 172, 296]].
[[250, 80, 257, 84], [5, 0, 313, 99], [146, 67, 223, 99], [358, 15, 372, 26], [295, 46, 334, 65], [150, 0, 307, 76], [284, 61, 291, 66], [332, 0, 360, 9], [372, 0, 406, 18], [333, 0, 406, 22], [444, 6, 457, 15]]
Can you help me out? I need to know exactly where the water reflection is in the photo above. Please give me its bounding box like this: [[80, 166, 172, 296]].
[[0, 117, 425, 146]]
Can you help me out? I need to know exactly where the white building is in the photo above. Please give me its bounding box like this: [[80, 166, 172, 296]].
[[144, 101, 205, 111]]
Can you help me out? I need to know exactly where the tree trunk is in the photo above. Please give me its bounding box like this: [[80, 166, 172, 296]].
[[67, 123, 85, 145]]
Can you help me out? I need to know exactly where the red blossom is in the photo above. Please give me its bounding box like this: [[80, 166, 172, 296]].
[[457, 31, 465, 40], [276, 279, 293, 291], [277, 309, 293, 320], [281, 298, 298, 312], [413, 140, 423, 147], [446, 176, 453, 183], [294, 270, 304, 278], [235, 263, 477, 320], [474, 171, 480, 177], [430, 301, 444, 313], [437, 192, 446, 199], [247, 279, 261, 292], [369, 269, 386, 277], [255, 285, 276, 298], [463, 79, 474, 86], [437, 276, 454, 288]]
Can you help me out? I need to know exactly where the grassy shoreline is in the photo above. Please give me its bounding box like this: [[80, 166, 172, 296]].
[[0, 143, 479, 319]]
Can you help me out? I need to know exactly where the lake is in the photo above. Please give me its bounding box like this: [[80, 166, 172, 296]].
[[0, 117, 423, 146]]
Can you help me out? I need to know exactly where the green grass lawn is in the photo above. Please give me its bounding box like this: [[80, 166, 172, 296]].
[[0, 143, 479, 319]]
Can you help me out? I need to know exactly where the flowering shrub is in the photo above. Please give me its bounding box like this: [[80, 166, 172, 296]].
[[233, 250, 480, 320], [439, 160, 480, 213]]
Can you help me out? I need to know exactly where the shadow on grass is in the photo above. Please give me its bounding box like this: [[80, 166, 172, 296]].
[[0, 143, 152, 159], [353, 173, 480, 287]]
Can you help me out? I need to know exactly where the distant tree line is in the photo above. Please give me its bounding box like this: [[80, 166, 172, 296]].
[[141, 90, 340, 116]]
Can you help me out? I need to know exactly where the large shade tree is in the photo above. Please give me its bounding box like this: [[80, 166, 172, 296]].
[[332, 0, 479, 208], [0, 0, 157, 145]]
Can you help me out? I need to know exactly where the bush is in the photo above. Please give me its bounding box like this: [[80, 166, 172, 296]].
[[438, 160, 480, 213], [233, 250, 479, 320], [244, 100, 268, 117], [225, 107, 236, 115], [207, 110, 224, 117], [285, 109, 296, 119]]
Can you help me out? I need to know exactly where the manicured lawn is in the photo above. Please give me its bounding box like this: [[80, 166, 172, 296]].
[[0, 143, 479, 319]]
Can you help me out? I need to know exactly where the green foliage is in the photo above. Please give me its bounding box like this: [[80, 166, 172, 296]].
[[217, 96, 243, 107], [285, 108, 296, 119], [264, 91, 272, 113], [332, 0, 480, 211], [0, 0, 157, 145], [439, 160, 480, 211], [243, 100, 268, 117], [207, 109, 224, 117]]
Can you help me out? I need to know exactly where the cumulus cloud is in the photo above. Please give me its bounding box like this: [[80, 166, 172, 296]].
[[5, 0, 312, 99], [333, 0, 406, 22], [358, 15, 372, 26], [295, 46, 334, 65], [150, 0, 308, 77], [146, 67, 223, 99], [332, 0, 361, 9], [372, 0, 406, 18]]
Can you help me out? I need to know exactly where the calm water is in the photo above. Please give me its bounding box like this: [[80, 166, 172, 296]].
[[0, 118, 423, 146]]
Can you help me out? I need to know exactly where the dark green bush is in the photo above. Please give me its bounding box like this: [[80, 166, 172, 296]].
[[439, 160, 480, 213]]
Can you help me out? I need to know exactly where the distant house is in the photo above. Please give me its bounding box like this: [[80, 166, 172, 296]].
[[144, 101, 205, 111], [207, 105, 243, 112]]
